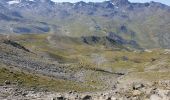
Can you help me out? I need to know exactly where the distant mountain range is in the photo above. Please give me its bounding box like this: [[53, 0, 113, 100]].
[[0, 0, 170, 48]]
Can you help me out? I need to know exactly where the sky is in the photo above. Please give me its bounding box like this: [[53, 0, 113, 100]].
[[51, 0, 170, 6]]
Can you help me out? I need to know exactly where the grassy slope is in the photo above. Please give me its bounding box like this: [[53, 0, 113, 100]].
[[1, 34, 170, 92], [0, 64, 96, 92], [17, 34, 170, 75]]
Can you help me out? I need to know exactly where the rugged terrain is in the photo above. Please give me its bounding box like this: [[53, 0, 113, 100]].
[[0, 0, 169, 48], [0, 0, 170, 100], [0, 34, 170, 99]]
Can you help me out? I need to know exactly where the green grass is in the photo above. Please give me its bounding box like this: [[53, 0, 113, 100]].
[[0, 65, 98, 92]]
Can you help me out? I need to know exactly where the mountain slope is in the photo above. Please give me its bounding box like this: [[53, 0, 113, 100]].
[[0, 1, 170, 99], [1, 34, 170, 99], [0, 35, 115, 92], [0, 0, 169, 48]]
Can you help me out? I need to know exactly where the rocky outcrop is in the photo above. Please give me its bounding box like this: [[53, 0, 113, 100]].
[[3, 40, 30, 52]]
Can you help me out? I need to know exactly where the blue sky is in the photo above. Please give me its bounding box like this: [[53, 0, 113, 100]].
[[51, 0, 170, 6]]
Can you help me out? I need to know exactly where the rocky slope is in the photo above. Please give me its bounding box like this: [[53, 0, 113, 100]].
[[1, 81, 170, 100], [0, 34, 170, 99], [0, 35, 121, 93], [0, 0, 170, 100]]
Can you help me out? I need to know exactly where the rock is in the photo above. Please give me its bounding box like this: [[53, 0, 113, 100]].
[[132, 90, 142, 96], [22, 92, 28, 96], [150, 94, 162, 100], [68, 91, 73, 94], [3, 40, 30, 52], [122, 56, 128, 61], [69, 90, 77, 94], [133, 83, 144, 90], [4, 80, 11, 85], [82, 95, 92, 100], [167, 91, 170, 97], [54, 96, 66, 100], [107, 96, 117, 100]]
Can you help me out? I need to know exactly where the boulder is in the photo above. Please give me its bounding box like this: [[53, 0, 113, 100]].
[[4, 80, 11, 85], [132, 90, 142, 96], [82, 95, 92, 100], [150, 94, 162, 100], [133, 83, 145, 90]]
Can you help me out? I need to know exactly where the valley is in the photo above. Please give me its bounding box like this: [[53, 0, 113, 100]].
[[0, 0, 170, 99], [0, 34, 170, 99]]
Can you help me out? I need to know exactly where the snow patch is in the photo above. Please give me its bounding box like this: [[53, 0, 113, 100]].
[[115, 6, 119, 9], [111, 2, 115, 6], [8, 0, 20, 5], [110, 1, 119, 9]]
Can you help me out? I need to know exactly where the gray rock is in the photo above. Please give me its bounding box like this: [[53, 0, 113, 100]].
[[53, 96, 66, 100], [82, 95, 92, 100], [150, 94, 162, 100], [4, 80, 11, 85], [133, 83, 145, 90], [132, 90, 142, 96]]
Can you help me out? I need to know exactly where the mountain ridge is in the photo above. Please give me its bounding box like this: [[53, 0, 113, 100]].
[[0, 0, 170, 48], [0, 1, 170, 99]]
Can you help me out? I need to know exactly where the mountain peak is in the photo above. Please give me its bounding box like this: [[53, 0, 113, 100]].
[[110, 0, 129, 5]]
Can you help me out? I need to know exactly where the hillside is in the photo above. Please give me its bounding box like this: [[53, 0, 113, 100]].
[[0, 0, 169, 48], [0, 34, 170, 99], [0, 0, 170, 100]]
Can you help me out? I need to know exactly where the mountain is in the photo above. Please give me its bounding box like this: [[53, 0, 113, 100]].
[[1, 1, 170, 99], [0, 0, 170, 48]]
